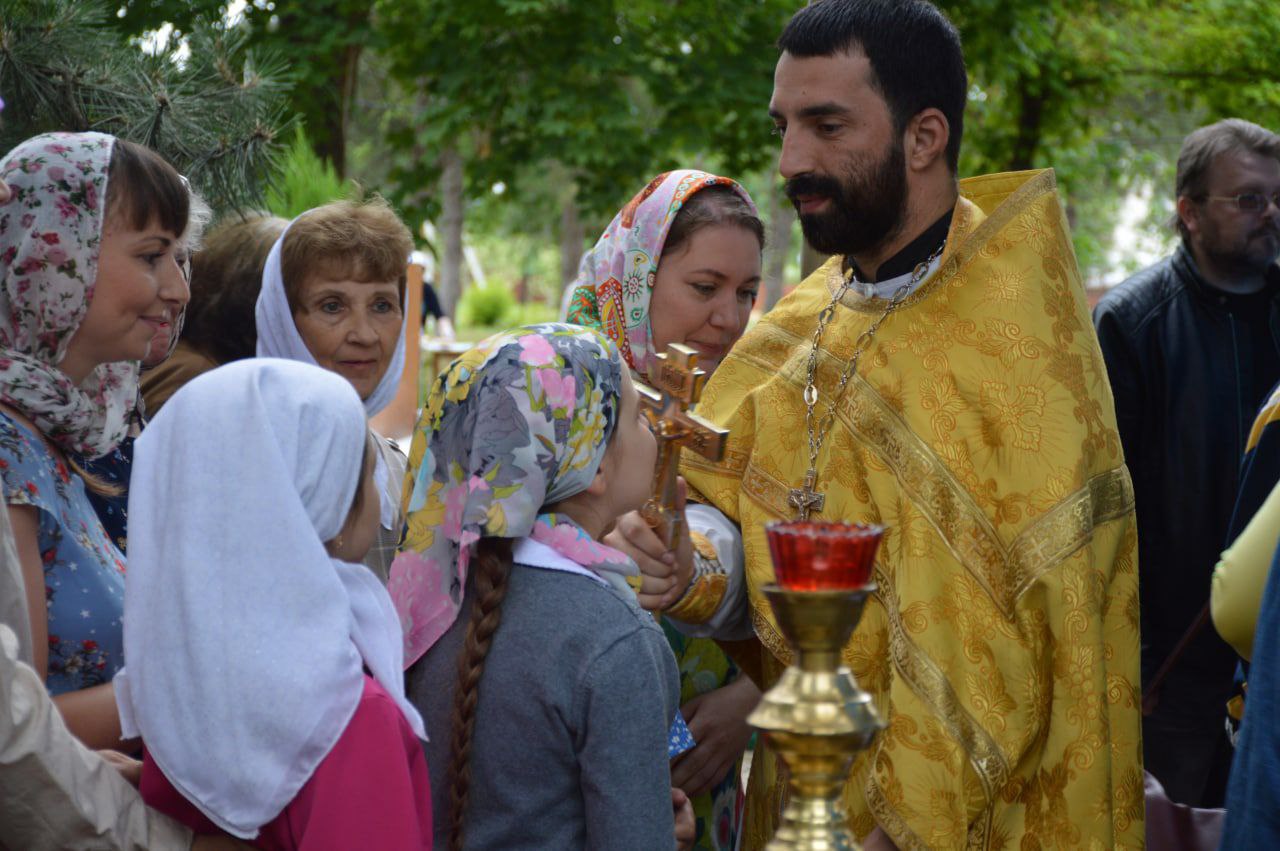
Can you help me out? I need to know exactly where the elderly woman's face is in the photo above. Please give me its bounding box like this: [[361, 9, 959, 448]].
[[292, 275, 402, 400]]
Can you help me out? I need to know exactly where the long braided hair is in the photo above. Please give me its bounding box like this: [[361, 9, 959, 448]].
[[446, 535, 516, 851]]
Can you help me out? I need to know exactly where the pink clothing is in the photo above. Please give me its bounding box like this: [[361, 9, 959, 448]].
[[141, 676, 431, 850]]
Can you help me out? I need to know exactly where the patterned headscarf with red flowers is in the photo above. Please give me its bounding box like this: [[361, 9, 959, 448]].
[[0, 132, 137, 459], [564, 169, 758, 376]]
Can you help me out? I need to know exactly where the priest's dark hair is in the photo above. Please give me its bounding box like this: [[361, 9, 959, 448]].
[[778, 0, 967, 172]]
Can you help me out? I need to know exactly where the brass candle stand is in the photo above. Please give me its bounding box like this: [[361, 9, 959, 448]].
[[749, 523, 887, 850]]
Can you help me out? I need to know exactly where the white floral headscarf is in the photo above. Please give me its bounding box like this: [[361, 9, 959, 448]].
[[0, 132, 137, 459]]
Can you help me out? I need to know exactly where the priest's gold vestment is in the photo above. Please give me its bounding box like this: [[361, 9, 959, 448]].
[[681, 170, 1144, 850]]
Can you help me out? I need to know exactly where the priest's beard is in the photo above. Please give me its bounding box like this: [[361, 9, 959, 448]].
[[786, 140, 908, 258]]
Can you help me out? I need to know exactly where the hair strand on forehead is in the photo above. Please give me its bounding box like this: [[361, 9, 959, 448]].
[[105, 139, 190, 238], [663, 184, 765, 259], [279, 197, 414, 313]]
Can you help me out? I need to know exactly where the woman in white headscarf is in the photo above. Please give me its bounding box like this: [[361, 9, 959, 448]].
[[256, 197, 413, 583], [115, 358, 431, 850]]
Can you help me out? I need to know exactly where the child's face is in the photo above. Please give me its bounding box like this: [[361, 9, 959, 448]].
[[599, 370, 658, 517]]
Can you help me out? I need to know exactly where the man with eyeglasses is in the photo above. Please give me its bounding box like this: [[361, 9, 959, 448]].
[[1095, 118, 1280, 808]]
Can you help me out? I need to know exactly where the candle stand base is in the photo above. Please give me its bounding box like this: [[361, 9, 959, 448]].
[[749, 585, 886, 851]]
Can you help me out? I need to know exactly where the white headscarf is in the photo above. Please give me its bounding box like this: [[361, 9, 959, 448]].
[[113, 358, 424, 839], [254, 214, 408, 528]]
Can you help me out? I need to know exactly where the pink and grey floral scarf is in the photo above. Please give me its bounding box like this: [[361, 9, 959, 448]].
[[389, 323, 637, 666], [0, 132, 137, 459]]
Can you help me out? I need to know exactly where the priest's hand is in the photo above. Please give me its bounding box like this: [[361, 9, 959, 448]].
[[605, 478, 694, 611], [670, 674, 760, 798]]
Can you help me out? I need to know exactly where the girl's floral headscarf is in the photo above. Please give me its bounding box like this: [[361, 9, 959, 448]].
[[564, 169, 758, 375], [389, 323, 635, 666], [0, 132, 137, 458]]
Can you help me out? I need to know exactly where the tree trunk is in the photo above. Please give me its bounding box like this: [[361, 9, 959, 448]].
[[276, 2, 372, 178], [559, 190, 585, 307], [801, 241, 827, 280], [1008, 72, 1047, 172], [764, 180, 794, 310], [439, 145, 465, 320]]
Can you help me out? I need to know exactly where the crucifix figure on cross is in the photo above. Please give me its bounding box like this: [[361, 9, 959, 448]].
[[636, 344, 729, 553], [788, 467, 826, 521]]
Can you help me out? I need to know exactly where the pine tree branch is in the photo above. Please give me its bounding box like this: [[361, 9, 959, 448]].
[[0, 0, 294, 214]]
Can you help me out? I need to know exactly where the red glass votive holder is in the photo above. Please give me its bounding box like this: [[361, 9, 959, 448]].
[[765, 521, 885, 591]]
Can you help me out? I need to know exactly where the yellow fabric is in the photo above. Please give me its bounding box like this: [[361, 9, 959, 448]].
[[682, 170, 1144, 850], [1212, 477, 1280, 661], [1246, 383, 1280, 453]]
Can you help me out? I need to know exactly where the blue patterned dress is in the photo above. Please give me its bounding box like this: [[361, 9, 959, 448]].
[[74, 432, 135, 555], [0, 412, 126, 695]]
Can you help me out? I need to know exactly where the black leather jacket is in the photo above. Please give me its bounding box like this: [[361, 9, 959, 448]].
[[1094, 244, 1280, 716]]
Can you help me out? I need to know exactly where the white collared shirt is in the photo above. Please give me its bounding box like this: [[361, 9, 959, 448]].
[[850, 254, 944, 300]]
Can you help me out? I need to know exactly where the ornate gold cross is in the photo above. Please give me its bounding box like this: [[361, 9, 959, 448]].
[[788, 467, 826, 521], [636, 344, 729, 551]]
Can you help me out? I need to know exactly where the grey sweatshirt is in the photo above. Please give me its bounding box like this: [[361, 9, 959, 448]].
[[408, 563, 680, 850]]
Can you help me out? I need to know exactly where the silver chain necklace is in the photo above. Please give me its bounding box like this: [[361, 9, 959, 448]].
[[787, 243, 945, 520]]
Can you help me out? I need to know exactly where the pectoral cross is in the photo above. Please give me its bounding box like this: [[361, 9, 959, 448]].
[[637, 344, 729, 552], [788, 467, 825, 521]]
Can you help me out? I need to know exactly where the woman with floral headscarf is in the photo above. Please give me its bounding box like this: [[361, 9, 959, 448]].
[[0, 132, 190, 749], [566, 170, 764, 850], [389, 324, 686, 849]]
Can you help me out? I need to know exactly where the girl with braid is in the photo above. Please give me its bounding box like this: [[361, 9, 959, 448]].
[[390, 324, 687, 849]]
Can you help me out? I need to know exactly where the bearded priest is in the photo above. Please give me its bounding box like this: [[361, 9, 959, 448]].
[[605, 1, 1144, 849]]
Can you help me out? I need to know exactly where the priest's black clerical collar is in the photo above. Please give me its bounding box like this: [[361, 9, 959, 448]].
[[846, 209, 954, 283]]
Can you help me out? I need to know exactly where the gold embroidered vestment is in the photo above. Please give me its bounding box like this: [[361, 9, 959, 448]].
[[681, 169, 1144, 850]]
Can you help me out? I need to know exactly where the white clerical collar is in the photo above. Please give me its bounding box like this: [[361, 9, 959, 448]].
[[512, 537, 608, 586], [850, 253, 944, 300]]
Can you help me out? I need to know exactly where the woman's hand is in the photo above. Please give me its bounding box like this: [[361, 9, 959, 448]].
[[862, 826, 900, 851], [670, 675, 760, 798], [97, 749, 143, 787], [605, 478, 694, 611], [192, 837, 255, 850], [672, 786, 696, 851]]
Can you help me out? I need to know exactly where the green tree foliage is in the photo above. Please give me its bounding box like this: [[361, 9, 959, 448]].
[[458, 282, 516, 328], [35, 0, 1279, 288], [0, 0, 292, 214], [373, 0, 793, 224], [947, 0, 1280, 274], [264, 125, 359, 218], [115, 0, 378, 177]]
